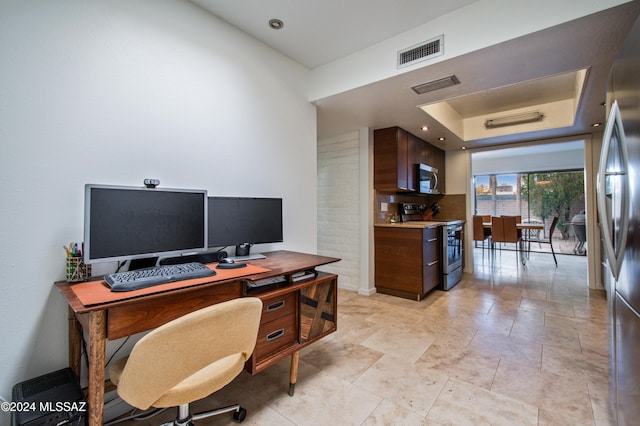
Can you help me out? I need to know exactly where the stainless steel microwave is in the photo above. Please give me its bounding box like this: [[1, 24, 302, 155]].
[[416, 163, 440, 194]]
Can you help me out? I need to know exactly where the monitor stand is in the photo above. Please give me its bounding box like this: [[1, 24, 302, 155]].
[[230, 253, 267, 261], [232, 243, 265, 261]]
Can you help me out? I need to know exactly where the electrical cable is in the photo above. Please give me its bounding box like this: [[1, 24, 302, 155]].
[[115, 260, 128, 273], [102, 408, 166, 425], [104, 336, 130, 368]]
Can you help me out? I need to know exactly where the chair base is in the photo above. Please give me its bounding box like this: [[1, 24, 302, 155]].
[[162, 403, 247, 426]]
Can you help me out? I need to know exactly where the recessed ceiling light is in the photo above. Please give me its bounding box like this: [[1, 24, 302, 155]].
[[591, 122, 603, 127], [461, 146, 467, 150], [269, 19, 284, 30], [438, 137, 446, 141], [421, 126, 429, 131]]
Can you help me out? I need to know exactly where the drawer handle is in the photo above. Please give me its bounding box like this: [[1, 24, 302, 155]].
[[428, 260, 438, 267], [266, 300, 285, 312], [427, 238, 438, 242], [266, 328, 285, 342]]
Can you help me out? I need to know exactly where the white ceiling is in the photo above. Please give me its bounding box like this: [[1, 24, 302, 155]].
[[189, 0, 480, 69], [190, 0, 640, 151]]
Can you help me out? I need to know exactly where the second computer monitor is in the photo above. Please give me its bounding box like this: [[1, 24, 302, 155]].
[[207, 197, 283, 250]]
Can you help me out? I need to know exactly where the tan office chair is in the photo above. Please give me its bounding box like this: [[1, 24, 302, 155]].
[[109, 297, 263, 425]]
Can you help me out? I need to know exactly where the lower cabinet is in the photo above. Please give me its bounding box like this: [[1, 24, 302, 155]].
[[245, 272, 337, 374], [253, 292, 298, 362], [374, 226, 441, 301]]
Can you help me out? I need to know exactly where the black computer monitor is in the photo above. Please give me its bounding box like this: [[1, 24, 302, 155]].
[[208, 197, 283, 254], [83, 184, 208, 264]]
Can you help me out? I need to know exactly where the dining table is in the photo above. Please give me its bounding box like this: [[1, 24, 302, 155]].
[[482, 221, 545, 264]]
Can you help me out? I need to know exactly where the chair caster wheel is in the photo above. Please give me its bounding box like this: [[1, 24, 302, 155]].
[[233, 407, 247, 423]]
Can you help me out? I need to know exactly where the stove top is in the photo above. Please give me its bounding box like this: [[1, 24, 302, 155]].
[[399, 202, 441, 222]]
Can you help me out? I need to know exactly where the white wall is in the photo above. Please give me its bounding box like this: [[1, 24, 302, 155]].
[[308, 0, 630, 101], [0, 0, 316, 405]]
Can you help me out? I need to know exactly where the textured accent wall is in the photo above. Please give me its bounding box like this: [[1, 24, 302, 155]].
[[317, 131, 361, 291]]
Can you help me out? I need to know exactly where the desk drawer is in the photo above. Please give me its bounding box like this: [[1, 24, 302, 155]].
[[107, 282, 241, 339], [260, 292, 296, 324], [254, 314, 297, 362]]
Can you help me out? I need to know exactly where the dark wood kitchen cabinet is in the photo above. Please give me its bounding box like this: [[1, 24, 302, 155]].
[[374, 226, 441, 301], [374, 127, 413, 192], [374, 126, 445, 193]]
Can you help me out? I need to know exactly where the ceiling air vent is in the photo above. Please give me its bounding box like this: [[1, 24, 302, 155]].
[[411, 74, 460, 95], [398, 35, 444, 68]]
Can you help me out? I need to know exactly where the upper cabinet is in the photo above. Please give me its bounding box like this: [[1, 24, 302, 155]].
[[374, 127, 445, 193]]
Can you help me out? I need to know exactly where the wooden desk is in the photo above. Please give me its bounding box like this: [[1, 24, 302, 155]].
[[55, 250, 340, 426]]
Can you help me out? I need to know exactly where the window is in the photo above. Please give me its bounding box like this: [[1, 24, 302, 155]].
[[474, 170, 585, 255]]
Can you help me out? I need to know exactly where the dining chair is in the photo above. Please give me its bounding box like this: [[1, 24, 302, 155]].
[[109, 297, 263, 425], [492, 216, 522, 265], [473, 215, 492, 249], [522, 216, 559, 266], [491, 216, 505, 248]]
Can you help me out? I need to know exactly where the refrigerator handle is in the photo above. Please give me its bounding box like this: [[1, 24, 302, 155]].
[[597, 100, 630, 281]]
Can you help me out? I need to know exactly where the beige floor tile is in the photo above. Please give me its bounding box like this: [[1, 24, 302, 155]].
[[361, 399, 427, 426], [538, 408, 593, 426], [510, 319, 582, 352], [268, 370, 382, 426], [588, 380, 616, 426], [491, 360, 595, 424], [301, 339, 383, 383], [353, 354, 449, 417], [467, 332, 543, 369], [427, 378, 539, 426], [541, 344, 608, 384], [360, 325, 437, 363], [416, 341, 501, 390], [450, 311, 515, 337]]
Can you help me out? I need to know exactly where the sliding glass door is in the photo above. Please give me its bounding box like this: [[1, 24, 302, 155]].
[[474, 169, 585, 255]]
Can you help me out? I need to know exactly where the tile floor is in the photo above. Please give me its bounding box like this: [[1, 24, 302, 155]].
[[114, 249, 613, 425]]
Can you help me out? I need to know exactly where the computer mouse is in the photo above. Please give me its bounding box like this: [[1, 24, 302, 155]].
[[219, 258, 235, 264]]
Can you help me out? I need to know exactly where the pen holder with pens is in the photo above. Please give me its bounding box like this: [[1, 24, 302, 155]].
[[66, 257, 91, 282]]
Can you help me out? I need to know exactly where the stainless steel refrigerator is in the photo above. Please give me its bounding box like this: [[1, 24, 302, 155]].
[[597, 15, 640, 426]]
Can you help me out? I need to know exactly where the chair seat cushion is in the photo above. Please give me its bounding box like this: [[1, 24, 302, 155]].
[[154, 352, 246, 408], [109, 352, 246, 409]]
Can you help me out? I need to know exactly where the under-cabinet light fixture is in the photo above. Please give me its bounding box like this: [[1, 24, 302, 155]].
[[485, 111, 544, 129]]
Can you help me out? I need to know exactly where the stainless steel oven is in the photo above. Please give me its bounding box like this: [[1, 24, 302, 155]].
[[441, 221, 463, 290]]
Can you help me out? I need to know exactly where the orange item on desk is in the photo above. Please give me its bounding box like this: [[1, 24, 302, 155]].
[[70, 263, 270, 306]]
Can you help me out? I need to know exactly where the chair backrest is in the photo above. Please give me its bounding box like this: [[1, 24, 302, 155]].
[[548, 216, 559, 243], [115, 297, 263, 410], [502, 215, 519, 243], [491, 216, 505, 243], [473, 215, 487, 241]]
